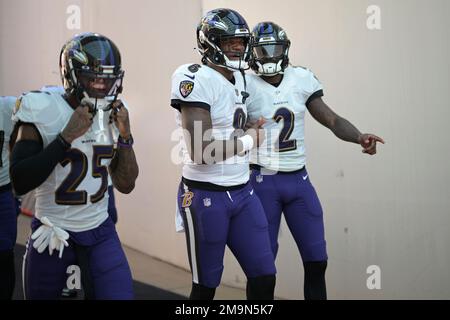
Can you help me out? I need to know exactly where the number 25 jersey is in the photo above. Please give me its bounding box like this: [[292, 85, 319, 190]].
[[12, 91, 119, 232]]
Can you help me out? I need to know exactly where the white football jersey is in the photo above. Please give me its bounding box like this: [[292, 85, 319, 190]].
[[39, 85, 117, 187], [246, 66, 323, 172], [12, 91, 119, 232], [0, 96, 16, 186], [171, 63, 249, 186]]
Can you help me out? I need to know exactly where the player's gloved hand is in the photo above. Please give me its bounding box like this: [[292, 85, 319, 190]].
[[31, 216, 69, 259]]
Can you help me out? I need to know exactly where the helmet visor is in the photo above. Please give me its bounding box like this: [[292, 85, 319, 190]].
[[253, 44, 285, 59], [83, 38, 120, 66]]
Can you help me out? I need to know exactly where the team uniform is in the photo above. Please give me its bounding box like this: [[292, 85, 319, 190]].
[[171, 63, 275, 288], [13, 91, 133, 299], [0, 96, 19, 252], [40, 86, 119, 224], [246, 66, 328, 262]]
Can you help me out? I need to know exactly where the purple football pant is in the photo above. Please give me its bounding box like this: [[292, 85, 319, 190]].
[[178, 180, 276, 288], [250, 167, 327, 262], [0, 186, 17, 251], [23, 216, 133, 300]]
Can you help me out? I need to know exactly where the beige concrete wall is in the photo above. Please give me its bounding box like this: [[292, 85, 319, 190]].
[[203, 0, 450, 299], [2, 0, 450, 299]]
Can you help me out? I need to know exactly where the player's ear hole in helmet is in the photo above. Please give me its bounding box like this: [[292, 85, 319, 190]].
[[249, 22, 291, 76], [59, 32, 124, 111], [196, 8, 251, 71]]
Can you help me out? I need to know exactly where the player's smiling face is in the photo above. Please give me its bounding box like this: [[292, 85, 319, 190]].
[[220, 37, 246, 60]]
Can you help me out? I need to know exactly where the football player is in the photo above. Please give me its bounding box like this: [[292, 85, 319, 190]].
[[171, 9, 276, 300], [10, 33, 139, 300], [0, 96, 19, 299], [40, 85, 119, 224], [40, 85, 120, 299], [246, 22, 385, 300]]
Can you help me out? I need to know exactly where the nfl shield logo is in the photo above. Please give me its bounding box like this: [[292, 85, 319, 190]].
[[256, 175, 263, 183], [203, 198, 211, 207]]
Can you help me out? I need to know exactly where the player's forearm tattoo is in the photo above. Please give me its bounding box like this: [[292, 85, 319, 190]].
[[332, 116, 361, 144], [109, 147, 139, 194]]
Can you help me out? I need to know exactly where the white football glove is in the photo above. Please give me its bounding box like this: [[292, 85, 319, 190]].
[[31, 216, 69, 259]]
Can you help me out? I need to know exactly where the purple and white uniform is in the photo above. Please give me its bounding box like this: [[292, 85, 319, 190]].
[[13, 91, 132, 299], [171, 63, 276, 288], [246, 66, 327, 262]]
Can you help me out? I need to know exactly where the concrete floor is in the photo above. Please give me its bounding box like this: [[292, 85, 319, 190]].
[[16, 214, 246, 300]]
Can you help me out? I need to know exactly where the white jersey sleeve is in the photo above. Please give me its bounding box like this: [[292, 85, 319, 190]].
[[292, 66, 324, 104], [170, 64, 214, 111], [12, 91, 70, 147]]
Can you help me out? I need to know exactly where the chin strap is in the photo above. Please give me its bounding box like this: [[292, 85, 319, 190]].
[[202, 51, 249, 72], [81, 96, 98, 118]]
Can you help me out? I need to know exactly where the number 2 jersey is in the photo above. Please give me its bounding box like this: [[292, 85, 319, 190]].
[[246, 66, 323, 172], [12, 91, 119, 232], [170, 63, 249, 186]]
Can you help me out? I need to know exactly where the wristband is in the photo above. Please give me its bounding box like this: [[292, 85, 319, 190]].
[[57, 133, 71, 150], [118, 134, 134, 148], [238, 135, 254, 155]]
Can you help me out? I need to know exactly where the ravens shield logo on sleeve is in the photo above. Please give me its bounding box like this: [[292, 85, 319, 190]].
[[179, 80, 194, 98]]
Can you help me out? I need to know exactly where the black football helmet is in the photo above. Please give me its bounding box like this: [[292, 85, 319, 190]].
[[197, 8, 251, 71], [59, 32, 124, 110], [249, 22, 291, 76]]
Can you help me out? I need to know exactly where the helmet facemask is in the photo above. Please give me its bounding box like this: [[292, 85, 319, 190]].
[[251, 41, 290, 76], [197, 8, 251, 72], [249, 22, 291, 76], [74, 68, 124, 112], [199, 31, 251, 71]]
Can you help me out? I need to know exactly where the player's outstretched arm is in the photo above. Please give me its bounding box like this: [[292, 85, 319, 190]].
[[306, 97, 385, 155], [108, 101, 139, 194]]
